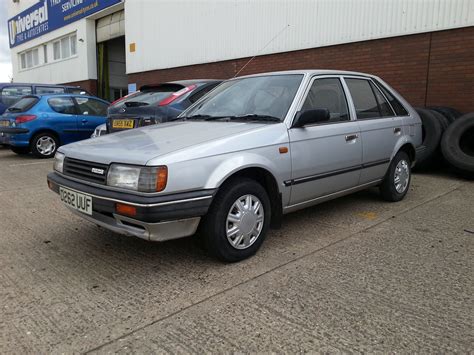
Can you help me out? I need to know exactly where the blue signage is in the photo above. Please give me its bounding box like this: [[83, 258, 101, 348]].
[[8, 0, 122, 48]]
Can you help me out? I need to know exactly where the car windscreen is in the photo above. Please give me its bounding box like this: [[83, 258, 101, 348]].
[[112, 85, 184, 107], [183, 74, 304, 121], [6, 97, 39, 113]]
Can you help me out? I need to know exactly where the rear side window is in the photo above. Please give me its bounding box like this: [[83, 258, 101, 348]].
[[36, 86, 66, 94], [0, 86, 33, 107], [345, 78, 385, 119], [75, 97, 108, 116], [48, 97, 76, 114], [369, 81, 394, 117], [112, 85, 183, 107], [375, 81, 409, 116], [6, 97, 39, 113], [189, 83, 220, 104], [302, 78, 350, 123]]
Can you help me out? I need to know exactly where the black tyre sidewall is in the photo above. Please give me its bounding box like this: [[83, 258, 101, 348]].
[[415, 108, 443, 166], [202, 178, 271, 262], [31, 133, 58, 159], [441, 113, 474, 173], [380, 151, 411, 202]]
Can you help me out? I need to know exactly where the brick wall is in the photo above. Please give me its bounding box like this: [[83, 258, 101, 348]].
[[128, 26, 474, 113]]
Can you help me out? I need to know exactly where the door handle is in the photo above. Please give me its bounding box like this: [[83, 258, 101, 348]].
[[345, 134, 359, 142], [81, 119, 88, 124], [394, 127, 402, 135]]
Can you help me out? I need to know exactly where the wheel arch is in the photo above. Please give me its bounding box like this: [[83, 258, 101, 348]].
[[210, 165, 283, 229], [30, 128, 61, 145], [392, 137, 416, 166]]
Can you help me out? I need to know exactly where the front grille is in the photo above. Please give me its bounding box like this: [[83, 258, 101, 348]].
[[63, 158, 108, 185]]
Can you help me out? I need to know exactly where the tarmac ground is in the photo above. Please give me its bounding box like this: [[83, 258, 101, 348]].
[[0, 146, 472, 353]]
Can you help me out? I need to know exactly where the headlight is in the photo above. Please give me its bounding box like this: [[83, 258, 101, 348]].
[[53, 152, 65, 173], [107, 164, 167, 192]]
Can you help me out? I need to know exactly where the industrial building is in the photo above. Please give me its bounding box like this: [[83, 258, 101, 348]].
[[7, 0, 474, 112]]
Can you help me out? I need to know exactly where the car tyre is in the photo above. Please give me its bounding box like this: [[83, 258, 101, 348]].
[[415, 108, 443, 168], [441, 113, 474, 178], [31, 132, 58, 159], [380, 151, 411, 202], [427, 106, 462, 123], [10, 146, 30, 155], [200, 177, 271, 262]]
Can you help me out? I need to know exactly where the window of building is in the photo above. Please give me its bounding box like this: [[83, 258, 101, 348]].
[[53, 41, 60, 60], [53, 34, 77, 61], [43, 45, 48, 64], [19, 48, 39, 70]]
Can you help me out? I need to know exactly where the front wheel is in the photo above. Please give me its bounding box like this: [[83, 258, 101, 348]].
[[31, 133, 58, 158], [200, 178, 271, 262], [380, 151, 411, 202]]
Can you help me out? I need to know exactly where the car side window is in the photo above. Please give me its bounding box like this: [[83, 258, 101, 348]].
[[189, 83, 220, 104], [36, 86, 66, 95], [345, 78, 384, 119], [301, 78, 349, 123], [48, 97, 77, 115], [369, 81, 395, 117], [0, 86, 33, 107], [374, 81, 409, 116], [75, 97, 108, 116]]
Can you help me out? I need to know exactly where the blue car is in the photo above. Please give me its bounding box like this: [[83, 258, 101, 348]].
[[0, 94, 109, 158], [0, 82, 91, 114]]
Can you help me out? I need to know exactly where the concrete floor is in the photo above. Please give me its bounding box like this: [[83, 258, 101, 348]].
[[0, 146, 472, 353]]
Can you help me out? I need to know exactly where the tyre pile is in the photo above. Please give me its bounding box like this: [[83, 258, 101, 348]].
[[415, 107, 474, 179]]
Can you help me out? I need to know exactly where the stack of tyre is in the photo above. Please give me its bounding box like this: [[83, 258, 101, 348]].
[[415, 107, 474, 179]]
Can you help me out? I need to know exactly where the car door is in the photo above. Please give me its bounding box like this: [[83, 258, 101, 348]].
[[344, 77, 402, 184], [73, 96, 108, 140], [288, 76, 362, 206], [46, 97, 80, 145]]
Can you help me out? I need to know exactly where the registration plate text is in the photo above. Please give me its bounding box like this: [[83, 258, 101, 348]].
[[59, 187, 92, 215], [112, 119, 134, 129]]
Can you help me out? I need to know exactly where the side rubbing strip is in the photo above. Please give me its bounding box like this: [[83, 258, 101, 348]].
[[284, 158, 390, 187]]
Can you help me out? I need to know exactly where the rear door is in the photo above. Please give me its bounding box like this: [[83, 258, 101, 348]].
[[344, 77, 402, 184], [73, 96, 108, 140], [288, 76, 362, 205], [47, 97, 79, 145]]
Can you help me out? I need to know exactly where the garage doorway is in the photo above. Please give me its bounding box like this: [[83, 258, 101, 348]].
[[96, 11, 127, 101]]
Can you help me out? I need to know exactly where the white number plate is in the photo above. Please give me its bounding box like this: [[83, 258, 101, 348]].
[[59, 187, 92, 216]]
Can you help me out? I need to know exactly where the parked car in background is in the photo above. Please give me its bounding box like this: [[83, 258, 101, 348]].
[[0, 94, 108, 158], [48, 70, 423, 262], [0, 83, 91, 115], [106, 80, 221, 133]]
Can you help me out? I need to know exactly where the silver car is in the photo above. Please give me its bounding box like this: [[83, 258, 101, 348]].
[[48, 70, 423, 262]]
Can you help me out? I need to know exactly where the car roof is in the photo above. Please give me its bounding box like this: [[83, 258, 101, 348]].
[[0, 82, 81, 88], [234, 70, 380, 80]]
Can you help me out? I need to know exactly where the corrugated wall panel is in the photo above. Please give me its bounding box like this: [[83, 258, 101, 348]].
[[125, 0, 474, 74]]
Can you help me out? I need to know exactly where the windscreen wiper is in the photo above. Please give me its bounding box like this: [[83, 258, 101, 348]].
[[229, 114, 281, 122], [7, 107, 22, 112]]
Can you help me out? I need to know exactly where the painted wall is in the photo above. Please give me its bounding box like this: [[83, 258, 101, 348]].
[[124, 0, 474, 74]]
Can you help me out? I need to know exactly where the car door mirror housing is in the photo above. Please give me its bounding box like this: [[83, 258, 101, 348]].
[[293, 109, 330, 128]]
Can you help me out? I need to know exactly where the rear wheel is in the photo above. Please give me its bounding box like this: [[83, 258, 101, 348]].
[[31, 133, 58, 158], [380, 151, 411, 202], [10, 146, 30, 155], [200, 178, 271, 262]]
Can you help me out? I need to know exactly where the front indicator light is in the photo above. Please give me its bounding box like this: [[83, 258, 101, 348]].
[[156, 166, 168, 192], [116, 203, 137, 217]]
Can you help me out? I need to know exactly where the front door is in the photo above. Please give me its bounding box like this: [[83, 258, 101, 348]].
[[73, 96, 108, 140], [288, 77, 362, 206]]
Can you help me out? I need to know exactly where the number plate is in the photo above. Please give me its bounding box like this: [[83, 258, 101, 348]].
[[0, 120, 9, 127], [59, 187, 92, 216], [112, 119, 134, 129]]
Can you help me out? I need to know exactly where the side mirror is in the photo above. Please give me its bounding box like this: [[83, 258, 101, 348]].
[[293, 109, 330, 128]]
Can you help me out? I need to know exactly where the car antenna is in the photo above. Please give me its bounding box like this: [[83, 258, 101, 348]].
[[233, 24, 290, 78]]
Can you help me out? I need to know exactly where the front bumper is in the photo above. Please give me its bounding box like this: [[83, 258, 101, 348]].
[[47, 172, 216, 242]]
